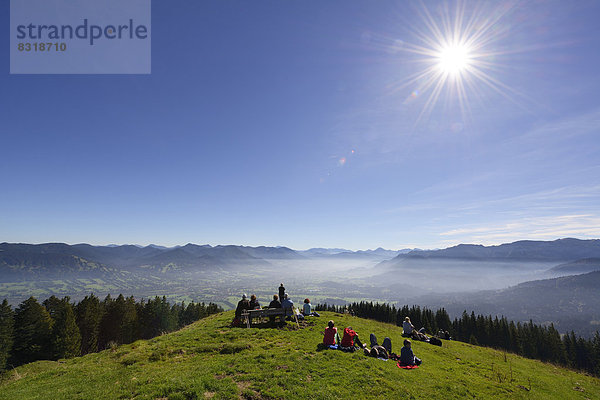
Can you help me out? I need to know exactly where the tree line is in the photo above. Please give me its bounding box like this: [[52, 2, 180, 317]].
[[315, 301, 600, 377], [0, 294, 222, 371]]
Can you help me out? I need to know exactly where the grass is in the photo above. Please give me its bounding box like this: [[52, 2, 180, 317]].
[[1, 311, 599, 399]]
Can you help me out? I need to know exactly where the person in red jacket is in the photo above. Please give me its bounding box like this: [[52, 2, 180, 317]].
[[340, 326, 366, 351], [323, 320, 341, 346]]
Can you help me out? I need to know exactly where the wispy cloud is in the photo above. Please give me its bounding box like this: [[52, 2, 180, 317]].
[[438, 214, 600, 246], [517, 107, 600, 143], [458, 184, 600, 214], [384, 183, 600, 217]]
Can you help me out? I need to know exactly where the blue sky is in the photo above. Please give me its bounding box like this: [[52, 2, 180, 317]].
[[1, 0, 599, 250]]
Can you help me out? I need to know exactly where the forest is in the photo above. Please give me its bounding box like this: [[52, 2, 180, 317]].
[[0, 294, 222, 371]]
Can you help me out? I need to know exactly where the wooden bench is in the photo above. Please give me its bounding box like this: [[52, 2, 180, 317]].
[[241, 308, 297, 328]]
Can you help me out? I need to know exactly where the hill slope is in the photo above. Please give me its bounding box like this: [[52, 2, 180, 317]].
[[548, 258, 600, 275], [417, 271, 600, 338], [1, 312, 599, 399]]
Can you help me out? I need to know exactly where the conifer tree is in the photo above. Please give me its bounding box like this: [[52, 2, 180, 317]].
[[11, 297, 53, 366], [98, 294, 120, 349], [120, 296, 139, 344], [508, 321, 521, 354], [44, 296, 81, 359], [546, 324, 566, 364], [434, 308, 451, 332], [75, 294, 103, 354], [180, 302, 197, 326], [592, 332, 600, 377], [575, 336, 592, 372], [0, 299, 14, 370], [566, 331, 578, 367]]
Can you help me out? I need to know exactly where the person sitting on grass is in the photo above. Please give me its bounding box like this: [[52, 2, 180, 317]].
[[402, 317, 415, 337], [322, 320, 341, 346], [268, 294, 282, 324], [403, 316, 428, 341], [399, 339, 422, 366], [249, 294, 261, 310], [269, 294, 281, 308], [281, 293, 294, 320], [412, 328, 430, 342], [340, 326, 366, 352], [232, 293, 251, 326], [302, 298, 320, 317]]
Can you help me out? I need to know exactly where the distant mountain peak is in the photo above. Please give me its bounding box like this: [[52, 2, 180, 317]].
[[396, 238, 600, 261]]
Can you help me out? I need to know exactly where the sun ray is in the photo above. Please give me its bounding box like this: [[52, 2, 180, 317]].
[[388, 0, 535, 124]]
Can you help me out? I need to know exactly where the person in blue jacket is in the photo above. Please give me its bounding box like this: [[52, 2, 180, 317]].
[[399, 339, 422, 366]]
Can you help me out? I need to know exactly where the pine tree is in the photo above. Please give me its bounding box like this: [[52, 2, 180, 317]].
[[459, 311, 471, 341], [120, 296, 138, 344], [575, 336, 592, 372], [98, 294, 120, 349], [546, 324, 566, 364], [11, 297, 53, 366], [434, 308, 451, 332], [0, 299, 14, 370], [592, 332, 600, 377], [500, 317, 511, 351], [44, 296, 81, 359], [75, 294, 103, 354], [180, 302, 197, 326], [469, 334, 479, 345], [567, 331, 578, 367]]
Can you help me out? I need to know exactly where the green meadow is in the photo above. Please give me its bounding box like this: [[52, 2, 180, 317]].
[[2, 311, 599, 399]]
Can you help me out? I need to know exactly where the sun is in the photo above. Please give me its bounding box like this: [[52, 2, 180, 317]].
[[437, 43, 472, 75], [390, 1, 524, 122]]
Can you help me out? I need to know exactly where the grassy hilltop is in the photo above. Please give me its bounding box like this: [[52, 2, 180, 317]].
[[1, 311, 599, 399]]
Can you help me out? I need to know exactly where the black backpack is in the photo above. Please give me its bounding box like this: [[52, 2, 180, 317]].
[[429, 337, 442, 346]]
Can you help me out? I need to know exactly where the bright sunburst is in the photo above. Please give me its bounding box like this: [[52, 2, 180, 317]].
[[393, 1, 524, 122], [437, 43, 472, 75]]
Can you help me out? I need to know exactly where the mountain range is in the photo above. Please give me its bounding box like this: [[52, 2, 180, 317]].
[[0, 242, 305, 280], [299, 247, 414, 258], [393, 238, 600, 262], [3, 239, 600, 281]]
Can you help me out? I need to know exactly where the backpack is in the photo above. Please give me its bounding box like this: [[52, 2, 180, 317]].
[[429, 337, 442, 346]]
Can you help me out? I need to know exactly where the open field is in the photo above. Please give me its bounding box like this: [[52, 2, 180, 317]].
[[2, 311, 599, 399]]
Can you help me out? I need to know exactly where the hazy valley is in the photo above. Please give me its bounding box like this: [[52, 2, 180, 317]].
[[2, 238, 600, 337]]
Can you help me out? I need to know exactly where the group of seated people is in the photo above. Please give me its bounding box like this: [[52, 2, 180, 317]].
[[232, 293, 261, 325], [321, 320, 422, 366], [402, 317, 429, 341], [268, 293, 321, 321], [437, 329, 452, 340], [232, 283, 320, 326], [401, 316, 449, 346]]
